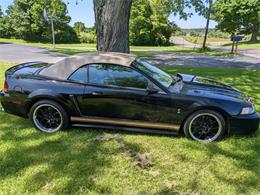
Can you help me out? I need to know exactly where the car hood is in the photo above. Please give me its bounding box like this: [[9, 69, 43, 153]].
[[178, 73, 249, 102]]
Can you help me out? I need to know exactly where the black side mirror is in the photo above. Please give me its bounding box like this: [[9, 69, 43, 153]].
[[146, 82, 159, 95], [146, 88, 159, 95]]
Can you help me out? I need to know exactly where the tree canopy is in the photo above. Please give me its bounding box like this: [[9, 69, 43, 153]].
[[130, 0, 179, 46], [1, 0, 78, 42], [213, 0, 260, 41], [0, 5, 3, 17], [1, 0, 252, 47], [73, 22, 86, 35]]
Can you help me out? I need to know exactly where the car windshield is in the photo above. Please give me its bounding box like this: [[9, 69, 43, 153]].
[[134, 59, 173, 88]]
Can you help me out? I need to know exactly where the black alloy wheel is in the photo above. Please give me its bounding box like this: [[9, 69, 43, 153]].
[[29, 100, 69, 133], [183, 110, 225, 142]]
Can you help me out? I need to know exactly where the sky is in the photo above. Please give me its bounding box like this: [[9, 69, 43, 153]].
[[0, 0, 217, 29]]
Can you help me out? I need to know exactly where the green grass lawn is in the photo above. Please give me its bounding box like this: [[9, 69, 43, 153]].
[[184, 36, 230, 44], [0, 62, 259, 194], [223, 40, 260, 49], [0, 38, 234, 57]]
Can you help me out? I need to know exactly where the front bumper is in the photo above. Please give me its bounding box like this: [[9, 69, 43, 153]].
[[229, 113, 260, 135]]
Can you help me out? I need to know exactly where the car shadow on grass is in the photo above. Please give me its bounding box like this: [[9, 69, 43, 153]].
[[0, 113, 114, 193], [0, 112, 156, 194], [0, 110, 259, 194]]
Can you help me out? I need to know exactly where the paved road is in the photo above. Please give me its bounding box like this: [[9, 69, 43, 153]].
[[170, 36, 198, 48], [171, 36, 260, 59], [146, 51, 260, 68], [0, 43, 67, 63], [0, 42, 259, 68]]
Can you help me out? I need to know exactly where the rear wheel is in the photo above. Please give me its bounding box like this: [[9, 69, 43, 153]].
[[183, 110, 225, 142], [29, 100, 69, 133]]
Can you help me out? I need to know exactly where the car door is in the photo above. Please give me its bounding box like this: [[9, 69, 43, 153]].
[[78, 64, 178, 125]]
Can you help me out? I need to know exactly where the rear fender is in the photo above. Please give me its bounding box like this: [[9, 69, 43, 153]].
[[28, 89, 78, 116]]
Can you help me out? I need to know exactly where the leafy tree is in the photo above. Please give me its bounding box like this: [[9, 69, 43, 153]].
[[73, 22, 86, 35], [213, 0, 260, 41], [174, 0, 214, 48], [130, 0, 177, 46], [79, 27, 96, 43], [0, 5, 3, 17], [0, 5, 4, 37], [92, 0, 219, 51], [189, 31, 201, 37], [0, 6, 14, 38], [4, 0, 78, 43]]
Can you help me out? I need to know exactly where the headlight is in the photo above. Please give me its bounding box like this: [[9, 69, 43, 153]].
[[240, 106, 255, 115]]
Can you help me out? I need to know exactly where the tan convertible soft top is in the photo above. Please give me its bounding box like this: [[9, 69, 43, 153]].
[[39, 52, 136, 80]]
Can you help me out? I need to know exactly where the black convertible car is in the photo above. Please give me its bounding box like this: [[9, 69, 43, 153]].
[[0, 52, 259, 142]]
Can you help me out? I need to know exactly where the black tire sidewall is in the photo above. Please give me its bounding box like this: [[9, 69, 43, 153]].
[[29, 100, 69, 133], [183, 110, 225, 142]]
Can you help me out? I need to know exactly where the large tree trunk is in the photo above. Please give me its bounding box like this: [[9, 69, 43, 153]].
[[250, 25, 259, 41], [202, 0, 212, 49], [250, 31, 258, 41], [94, 0, 132, 53]]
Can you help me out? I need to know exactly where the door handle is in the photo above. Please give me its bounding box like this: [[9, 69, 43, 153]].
[[91, 91, 103, 95]]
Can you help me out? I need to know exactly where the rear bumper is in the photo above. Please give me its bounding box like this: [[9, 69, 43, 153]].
[[0, 90, 29, 117], [0, 90, 5, 112], [228, 113, 260, 135]]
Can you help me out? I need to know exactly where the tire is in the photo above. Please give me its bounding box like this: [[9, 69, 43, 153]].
[[29, 100, 69, 133], [183, 110, 225, 142]]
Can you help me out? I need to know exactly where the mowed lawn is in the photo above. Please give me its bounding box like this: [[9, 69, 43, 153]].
[[0, 38, 235, 57], [0, 62, 259, 194], [223, 40, 260, 49], [184, 36, 230, 44]]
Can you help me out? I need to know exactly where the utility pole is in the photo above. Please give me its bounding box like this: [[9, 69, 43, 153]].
[[202, 0, 212, 49], [43, 2, 56, 49], [50, 16, 56, 48]]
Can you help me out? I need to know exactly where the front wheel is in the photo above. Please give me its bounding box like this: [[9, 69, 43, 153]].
[[183, 110, 226, 142], [29, 100, 69, 133]]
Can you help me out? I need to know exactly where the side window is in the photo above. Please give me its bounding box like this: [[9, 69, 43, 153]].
[[88, 64, 148, 89], [68, 66, 87, 83]]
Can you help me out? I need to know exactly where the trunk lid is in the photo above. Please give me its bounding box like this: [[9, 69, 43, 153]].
[[5, 62, 49, 80]]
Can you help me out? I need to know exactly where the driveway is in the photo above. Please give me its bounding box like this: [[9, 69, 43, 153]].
[[0, 43, 67, 63], [171, 36, 260, 60], [146, 51, 260, 68], [0, 42, 259, 68]]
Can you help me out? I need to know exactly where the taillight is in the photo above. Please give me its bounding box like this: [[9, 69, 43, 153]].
[[4, 81, 8, 93]]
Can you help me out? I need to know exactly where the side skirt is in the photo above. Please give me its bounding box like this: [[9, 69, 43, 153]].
[[70, 116, 180, 134], [71, 123, 179, 136]]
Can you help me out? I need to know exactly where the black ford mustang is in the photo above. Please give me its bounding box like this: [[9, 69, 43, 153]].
[[0, 52, 259, 142]]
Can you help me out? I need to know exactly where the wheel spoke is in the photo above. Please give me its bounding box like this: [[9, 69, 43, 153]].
[[189, 113, 222, 141], [33, 104, 62, 132]]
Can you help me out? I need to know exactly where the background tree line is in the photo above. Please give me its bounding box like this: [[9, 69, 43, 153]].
[[0, 0, 259, 45], [213, 0, 260, 41], [0, 0, 78, 43], [0, 0, 178, 45]]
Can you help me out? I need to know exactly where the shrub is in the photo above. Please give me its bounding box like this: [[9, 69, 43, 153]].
[[79, 32, 96, 43]]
